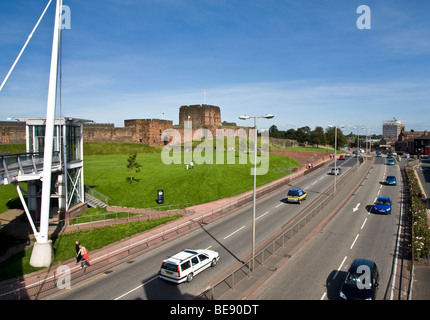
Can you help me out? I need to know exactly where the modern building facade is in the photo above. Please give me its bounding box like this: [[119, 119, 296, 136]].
[[382, 119, 406, 142]]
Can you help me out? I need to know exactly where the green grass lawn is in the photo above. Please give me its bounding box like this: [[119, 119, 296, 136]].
[[84, 151, 300, 208]]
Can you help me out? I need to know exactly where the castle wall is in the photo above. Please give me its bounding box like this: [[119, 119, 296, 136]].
[[172, 125, 251, 144], [83, 126, 135, 144], [0, 122, 26, 145], [3, 105, 243, 147], [124, 119, 173, 146]]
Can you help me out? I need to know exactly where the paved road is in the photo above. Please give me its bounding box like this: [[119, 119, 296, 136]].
[[250, 156, 402, 300], [46, 156, 358, 300]]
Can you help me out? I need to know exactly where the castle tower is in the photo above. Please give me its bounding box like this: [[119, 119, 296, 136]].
[[179, 104, 222, 126]]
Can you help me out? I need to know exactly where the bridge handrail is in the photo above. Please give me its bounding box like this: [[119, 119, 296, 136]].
[[0, 152, 61, 184]]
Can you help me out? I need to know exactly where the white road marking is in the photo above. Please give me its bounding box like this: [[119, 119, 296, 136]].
[[333, 256, 348, 280], [223, 226, 246, 239], [350, 234, 359, 249], [360, 218, 367, 230], [114, 276, 158, 300], [256, 211, 269, 221]]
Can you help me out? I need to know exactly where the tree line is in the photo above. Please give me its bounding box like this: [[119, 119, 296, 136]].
[[269, 125, 379, 150]]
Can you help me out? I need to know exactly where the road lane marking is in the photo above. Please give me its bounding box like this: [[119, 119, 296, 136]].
[[350, 234, 359, 249], [353, 203, 360, 212], [114, 276, 158, 300], [256, 211, 269, 221], [333, 256, 348, 279], [223, 225, 245, 239], [360, 218, 367, 229], [275, 203, 283, 208]]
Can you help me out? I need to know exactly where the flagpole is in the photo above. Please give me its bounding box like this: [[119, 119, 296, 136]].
[[204, 89, 207, 105]]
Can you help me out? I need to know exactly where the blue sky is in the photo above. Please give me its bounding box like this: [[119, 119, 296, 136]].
[[1, 0, 429, 135]]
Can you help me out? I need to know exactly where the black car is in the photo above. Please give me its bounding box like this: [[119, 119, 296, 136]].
[[339, 258, 380, 300]]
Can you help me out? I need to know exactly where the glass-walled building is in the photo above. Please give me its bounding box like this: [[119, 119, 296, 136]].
[[13, 117, 92, 216]]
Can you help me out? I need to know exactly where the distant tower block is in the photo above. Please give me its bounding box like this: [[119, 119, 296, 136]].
[[179, 104, 222, 126]]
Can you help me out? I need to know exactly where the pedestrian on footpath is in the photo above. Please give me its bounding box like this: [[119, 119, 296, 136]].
[[78, 244, 90, 269], [75, 241, 82, 264]]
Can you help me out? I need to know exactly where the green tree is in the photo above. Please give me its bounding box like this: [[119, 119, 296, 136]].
[[126, 152, 142, 184], [296, 126, 311, 144], [283, 128, 296, 140], [309, 126, 327, 147], [326, 127, 347, 150], [269, 125, 281, 138]]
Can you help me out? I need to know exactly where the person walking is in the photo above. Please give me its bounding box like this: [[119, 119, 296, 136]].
[[77, 244, 90, 269], [75, 241, 82, 264]]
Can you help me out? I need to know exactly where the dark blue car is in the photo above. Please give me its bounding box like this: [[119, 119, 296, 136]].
[[374, 197, 392, 214], [339, 258, 380, 300]]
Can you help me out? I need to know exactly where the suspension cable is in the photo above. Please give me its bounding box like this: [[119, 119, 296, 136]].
[[0, 0, 53, 93]]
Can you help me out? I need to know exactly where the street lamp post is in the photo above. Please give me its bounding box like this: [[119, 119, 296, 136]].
[[239, 113, 274, 272], [328, 124, 344, 194]]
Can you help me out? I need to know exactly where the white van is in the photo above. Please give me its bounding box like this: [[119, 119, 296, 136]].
[[331, 167, 342, 175], [159, 249, 220, 283]]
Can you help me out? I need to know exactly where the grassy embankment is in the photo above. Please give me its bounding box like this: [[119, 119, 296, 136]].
[[0, 141, 303, 279]]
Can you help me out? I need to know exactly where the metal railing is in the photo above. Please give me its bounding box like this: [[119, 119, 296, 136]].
[[84, 185, 110, 207], [0, 152, 61, 185]]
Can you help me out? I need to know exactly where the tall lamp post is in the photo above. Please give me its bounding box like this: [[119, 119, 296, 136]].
[[328, 124, 344, 193], [239, 113, 274, 272]]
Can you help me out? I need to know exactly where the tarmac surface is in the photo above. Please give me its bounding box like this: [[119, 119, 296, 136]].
[[0, 155, 428, 300]]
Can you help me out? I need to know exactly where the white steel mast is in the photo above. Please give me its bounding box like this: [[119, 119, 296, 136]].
[[30, 0, 63, 267]]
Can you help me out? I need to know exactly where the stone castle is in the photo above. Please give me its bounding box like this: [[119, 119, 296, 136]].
[[1, 104, 242, 147]]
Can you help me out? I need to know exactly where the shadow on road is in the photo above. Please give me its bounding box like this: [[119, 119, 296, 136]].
[[325, 270, 347, 300]]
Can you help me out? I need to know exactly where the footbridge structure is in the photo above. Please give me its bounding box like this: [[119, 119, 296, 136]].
[[1, 117, 91, 247]]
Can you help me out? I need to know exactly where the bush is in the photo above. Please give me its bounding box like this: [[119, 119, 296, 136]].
[[405, 166, 430, 259]]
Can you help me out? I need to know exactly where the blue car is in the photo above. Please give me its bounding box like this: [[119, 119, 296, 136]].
[[387, 158, 395, 165], [287, 188, 307, 203], [385, 175, 397, 185], [374, 197, 392, 214]]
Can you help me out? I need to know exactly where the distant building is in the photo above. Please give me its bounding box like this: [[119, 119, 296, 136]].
[[382, 119, 405, 142], [395, 129, 429, 155]]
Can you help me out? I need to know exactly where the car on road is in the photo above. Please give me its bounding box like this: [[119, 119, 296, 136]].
[[287, 188, 307, 203], [385, 175, 397, 185], [386, 158, 395, 165], [338, 154, 346, 160], [159, 249, 220, 283], [373, 196, 392, 214], [339, 258, 380, 300], [376, 151, 382, 157], [331, 167, 342, 175]]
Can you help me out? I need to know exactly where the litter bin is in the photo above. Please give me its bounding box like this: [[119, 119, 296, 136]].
[[157, 190, 164, 204]]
